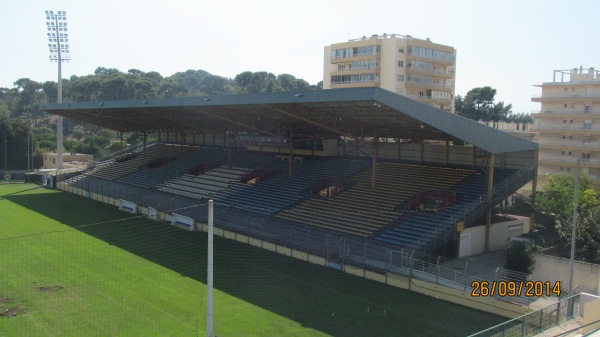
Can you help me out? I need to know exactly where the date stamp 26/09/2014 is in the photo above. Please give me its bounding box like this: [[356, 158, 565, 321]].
[[471, 281, 561, 297]]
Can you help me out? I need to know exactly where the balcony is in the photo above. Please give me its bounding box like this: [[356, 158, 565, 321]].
[[406, 67, 454, 78], [407, 52, 454, 65], [331, 66, 380, 74], [405, 79, 453, 89], [540, 156, 600, 165], [330, 52, 380, 63], [532, 93, 600, 102], [532, 125, 600, 132], [405, 94, 452, 103], [532, 110, 600, 117], [329, 79, 379, 88], [540, 140, 600, 150]]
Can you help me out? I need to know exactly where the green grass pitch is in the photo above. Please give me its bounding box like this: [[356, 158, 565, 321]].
[[0, 184, 506, 336]]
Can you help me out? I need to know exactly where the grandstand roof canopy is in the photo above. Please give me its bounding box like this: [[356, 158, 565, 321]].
[[40, 87, 538, 155]]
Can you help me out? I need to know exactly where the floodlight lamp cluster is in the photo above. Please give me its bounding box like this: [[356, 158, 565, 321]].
[[45, 10, 70, 62]]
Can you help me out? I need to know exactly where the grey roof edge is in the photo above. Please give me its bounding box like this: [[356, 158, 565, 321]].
[[39, 87, 538, 155], [374, 88, 539, 154], [38, 88, 378, 111]]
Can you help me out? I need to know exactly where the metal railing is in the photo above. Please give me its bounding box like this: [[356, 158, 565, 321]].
[[467, 294, 581, 337], [53, 177, 531, 305], [534, 110, 600, 115]]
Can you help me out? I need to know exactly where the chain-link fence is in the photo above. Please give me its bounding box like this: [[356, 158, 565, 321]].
[[467, 294, 581, 337]]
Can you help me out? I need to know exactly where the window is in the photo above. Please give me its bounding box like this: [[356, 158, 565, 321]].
[[516, 124, 520, 131], [561, 151, 565, 155], [408, 46, 454, 61], [564, 87, 568, 92], [563, 120, 567, 124], [569, 135, 573, 139], [398, 48, 404, 53], [562, 135, 566, 139], [564, 103, 568, 108], [407, 60, 434, 72], [570, 120, 573, 124], [397, 74, 404, 81], [397, 61, 404, 67], [568, 151, 572, 155]]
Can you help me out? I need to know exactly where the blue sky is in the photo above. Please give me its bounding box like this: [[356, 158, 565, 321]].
[[2, 0, 599, 114]]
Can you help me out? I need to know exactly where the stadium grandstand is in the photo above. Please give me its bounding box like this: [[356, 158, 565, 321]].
[[40, 87, 538, 257]]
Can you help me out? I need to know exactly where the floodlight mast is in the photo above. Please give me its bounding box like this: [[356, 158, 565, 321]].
[[45, 10, 70, 170]]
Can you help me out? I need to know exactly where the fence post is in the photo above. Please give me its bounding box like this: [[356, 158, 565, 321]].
[[306, 229, 310, 254], [409, 250, 415, 289], [385, 248, 390, 273], [463, 260, 469, 291], [325, 235, 330, 263], [556, 299, 560, 325], [436, 255, 441, 285], [363, 243, 367, 268]]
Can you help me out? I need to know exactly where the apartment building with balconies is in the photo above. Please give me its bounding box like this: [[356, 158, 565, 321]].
[[323, 34, 456, 112], [532, 67, 600, 179]]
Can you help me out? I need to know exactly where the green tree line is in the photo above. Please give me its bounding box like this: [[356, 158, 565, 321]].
[[455, 86, 533, 123], [0, 68, 322, 170]]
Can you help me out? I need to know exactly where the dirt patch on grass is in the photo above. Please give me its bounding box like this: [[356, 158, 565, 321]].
[[1, 307, 24, 318], [38, 285, 64, 292], [0, 297, 23, 318]]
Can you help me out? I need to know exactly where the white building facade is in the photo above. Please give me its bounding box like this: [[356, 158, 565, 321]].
[[323, 34, 456, 112], [532, 67, 600, 179]]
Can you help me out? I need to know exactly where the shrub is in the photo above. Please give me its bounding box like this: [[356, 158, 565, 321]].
[[504, 240, 535, 275]]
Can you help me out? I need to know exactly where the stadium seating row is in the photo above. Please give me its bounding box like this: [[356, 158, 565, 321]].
[[276, 163, 473, 238], [91, 145, 191, 181], [63, 144, 523, 252]]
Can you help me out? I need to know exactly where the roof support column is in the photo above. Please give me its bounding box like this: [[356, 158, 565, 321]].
[[530, 149, 539, 202], [445, 140, 449, 165], [472, 146, 477, 168], [143, 132, 148, 158], [397, 139, 401, 163], [371, 130, 379, 189], [420, 141, 424, 164], [288, 127, 294, 179], [227, 133, 232, 170], [120, 132, 124, 147], [530, 149, 539, 230], [485, 153, 495, 252]]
